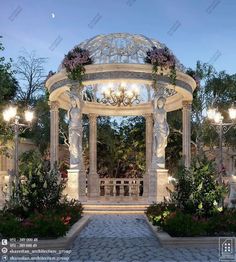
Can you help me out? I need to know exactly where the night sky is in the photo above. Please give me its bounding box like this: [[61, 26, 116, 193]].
[[1, 0, 236, 74]]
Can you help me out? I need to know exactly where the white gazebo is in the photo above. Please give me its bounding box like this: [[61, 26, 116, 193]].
[[45, 33, 196, 207]]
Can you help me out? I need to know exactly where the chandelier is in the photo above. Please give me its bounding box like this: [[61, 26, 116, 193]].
[[101, 83, 140, 106]]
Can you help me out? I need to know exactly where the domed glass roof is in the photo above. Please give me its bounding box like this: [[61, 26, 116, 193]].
[[59, 33, 185, 71]]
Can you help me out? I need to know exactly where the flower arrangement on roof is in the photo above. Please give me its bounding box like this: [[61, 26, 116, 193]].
[[63, 47, 93, 84], [145, 46, 176, 89]]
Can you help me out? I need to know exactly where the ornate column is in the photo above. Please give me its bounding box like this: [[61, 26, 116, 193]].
[[143, 114, 153, 197], [66, 92, 86, 201], [182, 101, 192, 168], [49, 101, 59, 169], [88, 114, 99, 198], [149, 96, 169, 203]]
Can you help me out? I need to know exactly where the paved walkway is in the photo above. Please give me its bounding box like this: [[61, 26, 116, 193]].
[[70, 215, 219, 262]]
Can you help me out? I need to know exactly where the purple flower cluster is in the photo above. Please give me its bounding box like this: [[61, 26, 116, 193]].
[[145, 47, 175, 69], [63, 47, 92, 72]]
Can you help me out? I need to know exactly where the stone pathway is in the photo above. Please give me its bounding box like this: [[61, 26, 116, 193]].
[[70, 214, 219, 262]]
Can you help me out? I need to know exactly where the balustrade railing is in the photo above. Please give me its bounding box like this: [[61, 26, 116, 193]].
[[99, 178, 143, 197]]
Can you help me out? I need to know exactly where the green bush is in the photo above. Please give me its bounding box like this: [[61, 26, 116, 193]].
[[7, 150, 65, 213], [145, 202, 177, 226], [27, 211, 69, 238], [145, 156, 230, 237], [146, 205, 236, 237], [171, 165, 194, 212], [0, 213, 23, 238], [0, 199, 83, 238], [171, 156, 227, 216], [162, 211, 206, 237], [206, 209, 236, 236], [15, 151, 65, 211], [55, 198, 83, 225], [189, 157, 227, 216], [0, 151, 84, 239]]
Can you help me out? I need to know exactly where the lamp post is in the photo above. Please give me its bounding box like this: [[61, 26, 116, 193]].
[[2, 106, 34, 200], [207, 104, 236, 182]]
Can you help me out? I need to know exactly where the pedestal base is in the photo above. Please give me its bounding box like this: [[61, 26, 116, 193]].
[[142, 172, 149, 198], [65, 169, 86, 201], [229, 176, 236, 208], [88, 172, 99, 198], [149, 168, 169, 202]]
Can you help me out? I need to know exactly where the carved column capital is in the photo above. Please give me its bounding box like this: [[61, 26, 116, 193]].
[[89, 113, 97, 124], [182, 100, 192, 110], [49, 100, 60, 110], [144, 114, 153, 122]]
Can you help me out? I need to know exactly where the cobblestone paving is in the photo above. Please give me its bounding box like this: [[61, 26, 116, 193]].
[[69, 214, 219, 262]]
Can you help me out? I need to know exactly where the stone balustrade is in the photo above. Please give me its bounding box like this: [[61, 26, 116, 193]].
[[99, 178, 143, 197]]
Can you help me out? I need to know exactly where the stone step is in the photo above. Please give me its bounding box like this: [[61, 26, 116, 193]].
[[83, 203, 148, 214], [84, 210, 145, 214]]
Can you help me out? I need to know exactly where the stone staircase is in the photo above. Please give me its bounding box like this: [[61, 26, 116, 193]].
[[82, 202, 149, 214]]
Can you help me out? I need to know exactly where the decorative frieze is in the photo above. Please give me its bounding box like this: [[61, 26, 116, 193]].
[[49, 72, 192, 95]]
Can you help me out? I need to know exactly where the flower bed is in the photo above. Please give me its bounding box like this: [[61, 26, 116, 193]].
[[0, 199, 83, 239], [146, 203, 236, 237], [0, 151, 84, 239], [146, 157, 233, 237]]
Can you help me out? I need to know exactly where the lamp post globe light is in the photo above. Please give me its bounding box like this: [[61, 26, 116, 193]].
[[207, 103, 236, 182], [2, 106, 34, 200]]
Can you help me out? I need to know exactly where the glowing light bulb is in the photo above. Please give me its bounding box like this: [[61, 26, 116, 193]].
[[131, 84, 139, 95], [3, 106, 17, 121], [229, 106, 236, 120], [214, 112, 223, 123], [207, 108, 216, 120], [126, 90, 133, 98], [25, 110, 34, 122]]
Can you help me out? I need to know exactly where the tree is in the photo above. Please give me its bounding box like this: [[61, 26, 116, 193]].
[[204, 71, 236, 147], [117, 116, 145, 176], [95, 116, 145, 178], [14, 150, 65, 212], [0, 37, 19, 150], [166, 61, 236, 172], [12, 51, 68, 155], [186, 61, 216, 154], [14, 51, 47, 106], [0, 42, 18, 102], [166, 110, 183, 174], [26, 94, 51, 154]]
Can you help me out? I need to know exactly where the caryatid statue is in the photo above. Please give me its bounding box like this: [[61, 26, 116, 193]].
[[152, 96, 169, 168], [68, 92, 83, 169]]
